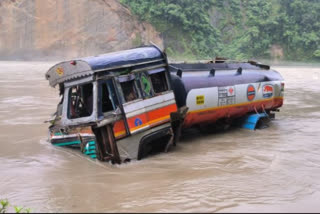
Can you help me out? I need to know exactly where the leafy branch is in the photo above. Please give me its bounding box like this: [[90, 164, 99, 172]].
[[0, 199, 32, 213]]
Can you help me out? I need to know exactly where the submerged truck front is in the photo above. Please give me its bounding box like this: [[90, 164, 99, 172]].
[[45, 46, 179, 163]]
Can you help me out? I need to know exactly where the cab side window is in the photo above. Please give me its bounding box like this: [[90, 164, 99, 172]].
[[100, 79, 119, 115], [120, 79, 138, 102], [101, 83, 115, 112], [68, 83, 93, 119], [139, 72, 153, 98], [150, 71, 168, 94]]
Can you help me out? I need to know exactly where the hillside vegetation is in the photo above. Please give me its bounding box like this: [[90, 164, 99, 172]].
[[120, 0, 320, 61]]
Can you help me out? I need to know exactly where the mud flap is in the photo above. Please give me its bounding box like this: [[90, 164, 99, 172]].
[[92, 124, 121, 164], [240, 112, 270, 130]]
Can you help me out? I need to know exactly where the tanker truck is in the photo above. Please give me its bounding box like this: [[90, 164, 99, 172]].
[[45, 45, 284, 163]]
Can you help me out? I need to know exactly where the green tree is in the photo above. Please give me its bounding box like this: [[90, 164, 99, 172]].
[[121, 0, 221, 59], [121, 0, 320, 61]]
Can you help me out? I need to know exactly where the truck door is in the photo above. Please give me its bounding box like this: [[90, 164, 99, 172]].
[[117, 68, 177, 135], [117, 73, 147, 135], [92, 79, 131, 163], [97, 79, 130, 139]]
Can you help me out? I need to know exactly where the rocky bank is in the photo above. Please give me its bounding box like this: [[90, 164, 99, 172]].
[[0, 0, 163, 60]]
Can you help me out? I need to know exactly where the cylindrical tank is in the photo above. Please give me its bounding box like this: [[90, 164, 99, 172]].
[[170, 62, 284, 128]]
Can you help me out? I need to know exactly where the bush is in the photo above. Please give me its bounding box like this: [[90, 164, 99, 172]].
[[0, 199, 31, 213]]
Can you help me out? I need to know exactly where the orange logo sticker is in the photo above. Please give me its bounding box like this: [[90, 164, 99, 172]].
[[56, 67, 64, 76], [247, 85, 256, 101]]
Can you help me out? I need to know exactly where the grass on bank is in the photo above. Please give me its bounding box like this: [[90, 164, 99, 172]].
[[0, 199, 31, 213]]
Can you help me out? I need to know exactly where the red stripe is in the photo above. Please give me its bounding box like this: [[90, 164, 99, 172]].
[[127, 103, 177, 131], [112, 103, 177, 136], [127, 114, 148, 130], [147, 103, 177, 123], [183, 97, 283, 128], [113, 119, 127, 139]]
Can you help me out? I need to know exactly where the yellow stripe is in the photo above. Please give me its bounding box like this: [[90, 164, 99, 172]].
[[129, 115, 170, 132], [113, 115, 171, 136], [148, 115, 170, 126], [189, 97, 284, 114], [114, 130, 126, 137]]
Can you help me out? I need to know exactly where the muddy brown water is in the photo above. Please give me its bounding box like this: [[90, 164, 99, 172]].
[[1, 61, 320, 213]]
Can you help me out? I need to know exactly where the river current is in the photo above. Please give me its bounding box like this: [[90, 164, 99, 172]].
[[0, 61, 320, 212]]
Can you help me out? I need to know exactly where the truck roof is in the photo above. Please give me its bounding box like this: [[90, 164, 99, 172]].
[[45, 46, 164, 87]]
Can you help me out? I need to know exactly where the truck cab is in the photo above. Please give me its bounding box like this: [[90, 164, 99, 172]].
[[46, 46, 179, 163]]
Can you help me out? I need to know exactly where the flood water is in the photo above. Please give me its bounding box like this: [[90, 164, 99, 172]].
[[1, 61, 320, 213]]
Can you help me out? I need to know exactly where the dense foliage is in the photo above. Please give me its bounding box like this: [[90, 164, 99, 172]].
[[120, 0, 320, 61]]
